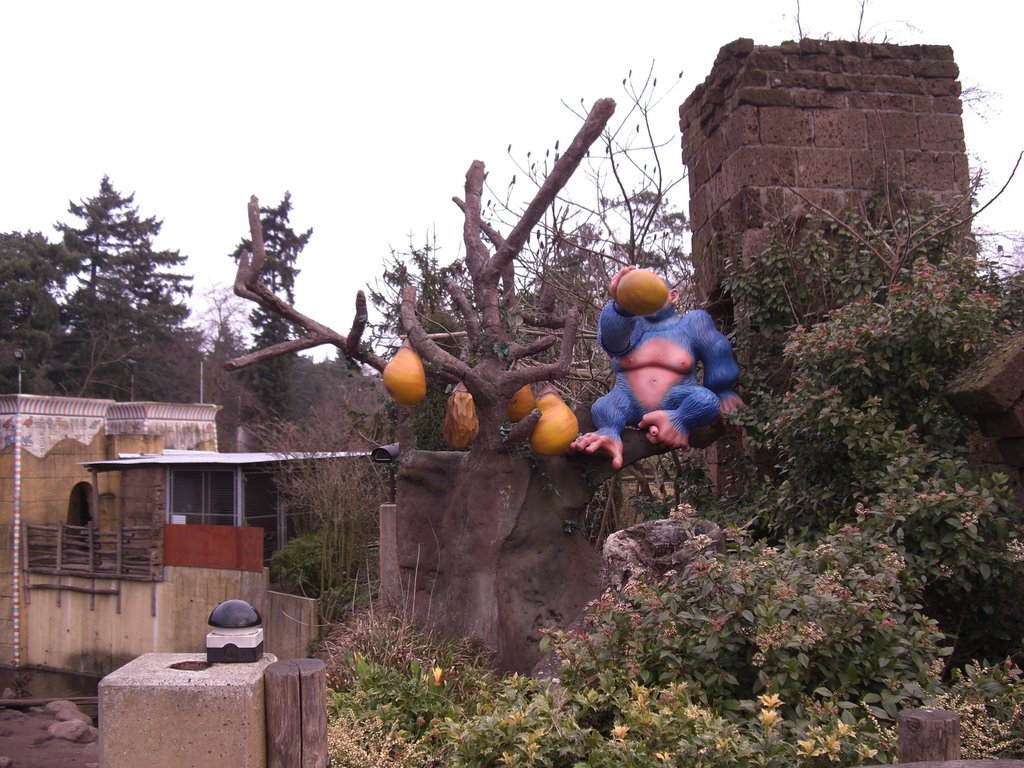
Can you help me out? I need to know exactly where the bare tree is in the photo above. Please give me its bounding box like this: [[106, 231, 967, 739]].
[[227, 98, 728, 671]]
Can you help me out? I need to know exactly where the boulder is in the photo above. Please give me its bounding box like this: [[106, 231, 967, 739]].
[[47, 718, 98, 743], [601, 515, 724, 592]]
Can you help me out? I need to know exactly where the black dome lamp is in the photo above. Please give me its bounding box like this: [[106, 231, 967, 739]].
[[206, 599, 264, 663]]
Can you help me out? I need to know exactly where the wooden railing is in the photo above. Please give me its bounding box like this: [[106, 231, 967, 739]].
[[23, 523, 160, 581]]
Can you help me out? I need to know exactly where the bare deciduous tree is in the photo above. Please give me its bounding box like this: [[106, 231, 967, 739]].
[[227, 98, 728, 671]]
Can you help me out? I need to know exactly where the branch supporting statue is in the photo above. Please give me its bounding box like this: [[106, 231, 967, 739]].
[[570, 266, 742, 469]]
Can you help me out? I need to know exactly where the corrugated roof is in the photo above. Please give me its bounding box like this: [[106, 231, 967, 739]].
[[81, 449, 369, 471]]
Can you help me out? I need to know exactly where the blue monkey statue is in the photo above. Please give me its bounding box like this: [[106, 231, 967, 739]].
[[570, 266, 742, 469]]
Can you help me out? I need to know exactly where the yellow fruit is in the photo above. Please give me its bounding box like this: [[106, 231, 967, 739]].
[[529, 385, 578, 456], [615, 269, 670, 316], [383, 342, 427, 405], [443, 382, 479, 449], [505, 384, 535, 422]]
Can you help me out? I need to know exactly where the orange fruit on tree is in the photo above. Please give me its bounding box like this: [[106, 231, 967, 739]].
[[615, 269, 670, 316], [383, 340, 427, 405], [505, 383, 535, 422], [529, 385, 578, 456]]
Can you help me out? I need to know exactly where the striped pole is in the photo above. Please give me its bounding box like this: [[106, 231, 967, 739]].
[[11, 395, 22, 668]]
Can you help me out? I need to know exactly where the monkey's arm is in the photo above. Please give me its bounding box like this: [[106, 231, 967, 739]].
[[596, 301, 639, 356], [683, 310, 740, 399]]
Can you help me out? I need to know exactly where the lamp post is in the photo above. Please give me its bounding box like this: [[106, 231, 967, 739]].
[[124, 357, 137, 402], [13, 347, 23, 395]]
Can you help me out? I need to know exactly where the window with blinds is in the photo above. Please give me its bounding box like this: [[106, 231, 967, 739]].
[[169, 470, 237, 525]]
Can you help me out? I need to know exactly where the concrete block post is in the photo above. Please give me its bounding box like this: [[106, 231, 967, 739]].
[[99, 652, 278, 768]]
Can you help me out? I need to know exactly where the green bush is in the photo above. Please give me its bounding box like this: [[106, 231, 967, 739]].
[[546, 521, 944, 722], [270, 533, 326, 597]]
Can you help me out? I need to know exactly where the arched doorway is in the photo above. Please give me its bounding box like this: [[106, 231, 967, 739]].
[[67, 481, 93, 526]]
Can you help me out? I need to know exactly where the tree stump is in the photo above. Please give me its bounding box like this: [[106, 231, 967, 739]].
[[264, 658, 328, 768], [899, 708, 961, 763]]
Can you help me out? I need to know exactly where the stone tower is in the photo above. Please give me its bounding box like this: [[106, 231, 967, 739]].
[[679, 37, 970, 491], [680, 37, 969, 309]]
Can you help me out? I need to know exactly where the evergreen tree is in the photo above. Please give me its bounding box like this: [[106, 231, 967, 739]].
[[0, 231, 74, 394], [53, 176, 193, 399], [229, 192, 311, 420]]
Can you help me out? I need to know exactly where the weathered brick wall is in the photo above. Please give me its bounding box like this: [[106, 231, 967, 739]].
[[680, 37, 969, 305]]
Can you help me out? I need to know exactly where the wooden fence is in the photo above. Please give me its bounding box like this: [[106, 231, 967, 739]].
[[23, 522, 160, 581]]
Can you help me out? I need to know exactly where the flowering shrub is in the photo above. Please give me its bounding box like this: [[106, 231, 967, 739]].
[[546, 521, 944, 721], [933, 661, 1024, 759]]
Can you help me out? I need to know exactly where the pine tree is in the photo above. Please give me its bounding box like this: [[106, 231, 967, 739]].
[[54, 176, 193, 399], [0, 231, 74, 394], [228, 192, 311, 420]]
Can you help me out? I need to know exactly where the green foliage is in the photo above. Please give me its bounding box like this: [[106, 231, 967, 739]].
[[269, 533, 327, 597], [0, 231, 73, 393], [547, 523, 944, 722], [320, 530, 1024, 767], [443, 675, 892, 768], [52, 175, 194, 399], [933, 660, 1024, 758], [322, 611, 494, 764], [717, 190, 1024, 663]]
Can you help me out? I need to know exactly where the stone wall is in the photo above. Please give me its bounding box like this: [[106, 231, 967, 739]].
[[946, 335, 1024, 506], [680, 37, 969, 306]]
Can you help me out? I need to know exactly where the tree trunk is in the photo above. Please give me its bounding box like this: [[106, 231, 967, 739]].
[[392, 447, 603, 672]]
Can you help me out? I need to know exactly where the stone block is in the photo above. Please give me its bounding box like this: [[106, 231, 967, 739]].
[[760, 107, 813, 146], [797, 148, 853, 188], [722, 105, 760, 152], [813, 109, 867, 148], [998, 438, 1024, 467], [967, 431, 1005, 465], [918, 113, 966, 152], [977, 400, 1024, 438], [946, 334, 1024, 415], [905, 151, 958, 191], [866, 111, 920, 150], [99, 652, 277, 768]]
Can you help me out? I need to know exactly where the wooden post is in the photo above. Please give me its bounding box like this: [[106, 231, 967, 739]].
[[899, 708, 961, 763], [379, 503, 400, 611], [264, 658, 328, 768]]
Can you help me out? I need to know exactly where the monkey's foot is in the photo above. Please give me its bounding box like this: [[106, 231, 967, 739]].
[[638, 410, 690, 450], [569, 432, 625, 469]]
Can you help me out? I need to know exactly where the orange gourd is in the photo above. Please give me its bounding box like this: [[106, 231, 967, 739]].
[[529, 385, 578, 456], [615, 269, 669, 316], [443, 382, 479, 449], [383, 340, 427, 405], [505, 384, 535, 422]]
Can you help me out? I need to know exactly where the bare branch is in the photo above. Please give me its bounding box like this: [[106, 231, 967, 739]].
[[462, 162, 490, 277], [228, 197, 384, 372], [399, 283, 470, 383], [444, 277, 481, 344], [504, 409, 541, 445], [490, 99, 616, 276], [507, 335, 557, 361], [453, 196, 507, 250], [503, 307, 579, 391]]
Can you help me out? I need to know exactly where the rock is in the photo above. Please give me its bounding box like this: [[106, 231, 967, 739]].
[[47, 717, 98, 743], [0, 755, 13, 768], [44, 699, 92, 725], [601, 516, 723, 592]]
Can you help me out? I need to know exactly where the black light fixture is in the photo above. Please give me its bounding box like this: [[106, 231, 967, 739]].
[[123, 357, 137, 401], [206, 599, 264, 663], [371, 443, 400, 503], [12, 348, 24, 395]]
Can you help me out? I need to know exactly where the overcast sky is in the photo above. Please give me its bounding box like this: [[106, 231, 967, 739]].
[[2, 1, 1020, 351]]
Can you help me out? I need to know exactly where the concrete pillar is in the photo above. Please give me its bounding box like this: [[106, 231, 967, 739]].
[[99, 652, 277, 768]]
